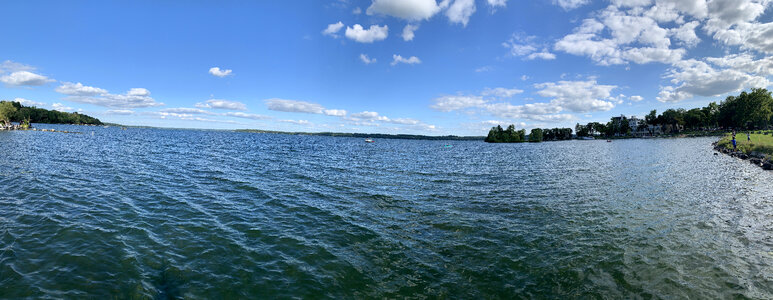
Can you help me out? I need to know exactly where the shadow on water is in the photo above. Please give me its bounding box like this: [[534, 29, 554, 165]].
[[153, 260, 182, 300]]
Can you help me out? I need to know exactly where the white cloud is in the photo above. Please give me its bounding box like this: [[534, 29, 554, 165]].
[[161, 107, 214, 114], [266, 98, 326, 114], [446, 0, 476, 26], [60, 86, 163, 108], [345, 24, 389, 43], [553, 0, 590, 10], [669, 21, 701, 47], [391, 54, 421, 66], [13, 97, 46, 107], [402, 24, 419, 41], [705, 53, 773, 75], [323, 109, 348, 117], [527, 51, 557, 60], [481, 87, 524, 98], [503, 34, 556, 60], [431, 95, 486, 112], [657, 58, 770, 102], [208, 67, 232, 77], [106, 109, 134, 115], [52, 103, 74, 112], [534, 80, 617, 112], [280, 119, 311, 125], [366, 0, 443, 20], [359, 54, 377, 64], [630, 95, 644, 101], [349, 111, 390, 122], [487, 0, 507, 8], [55, 82, 108, 96], [265, 98, 347, 116], [353, 7, 362, 14], [0, 71, 54, 86], [194, 99, 247, 110], [322, 21, 345, 37], [223, 112, 271, 120], [0, 60, 35, 73]]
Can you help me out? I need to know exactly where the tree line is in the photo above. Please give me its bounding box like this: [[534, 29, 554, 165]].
[[485, 125, 572, 143], [486, 88, 773, 142], [0, 101, 103, 126]]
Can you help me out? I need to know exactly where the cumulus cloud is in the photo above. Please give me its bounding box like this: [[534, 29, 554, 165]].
[[503, 34, 556, 60], [432, 80, 617, 123], [446, 0, 476, 26], [481, 87, 524, 98], [12, 97, 46, 107], [553, 0, 590, 10], [52, 103, 75, 112], [208, 67, 233, 77], [554, 5, 693, 65], [106, 109, 134, 115], [265, 98, 347, 116], [629, 95, 644, 101], [280, 119, 311, 125], [322, 21, 345, 37], [57, 84, 163, 108], [360, 54, 377, 64], [391, 54, 422, 66], [0, 60, 35, 73], [345, 24, 389, 43], [657, 58, 770, 102], [0, 71, 55, 86], [195, 99, 247, 110], [161, 107, 214, 115], [534, 80, 617, 112], [55, 82, 108, 96], [347, 110, 424, 126], [223, 112, 271, 120], [487, 0, 507, 8], [366, 0, 444, 20], [431, 95, 486, 112], [402, 24, 419, 41]]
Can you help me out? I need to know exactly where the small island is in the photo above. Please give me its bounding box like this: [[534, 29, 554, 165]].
[[0, 100, 103, 130]]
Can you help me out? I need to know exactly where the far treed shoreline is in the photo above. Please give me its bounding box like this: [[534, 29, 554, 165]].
[[0, 101, 103, 128], [486, 88, 773, 143]]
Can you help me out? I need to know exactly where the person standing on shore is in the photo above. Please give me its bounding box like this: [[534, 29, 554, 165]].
[[732, 135, 737, 151], [747, 132, 751, 142]]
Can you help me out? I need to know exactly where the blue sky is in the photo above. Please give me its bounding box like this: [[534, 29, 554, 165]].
[[1, 0, 772, 135]]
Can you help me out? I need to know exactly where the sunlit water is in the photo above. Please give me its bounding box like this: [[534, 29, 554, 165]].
[[1, 125, 772, 298]]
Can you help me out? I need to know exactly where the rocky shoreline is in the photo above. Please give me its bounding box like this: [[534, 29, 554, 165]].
[[713, 141, 773, 170]]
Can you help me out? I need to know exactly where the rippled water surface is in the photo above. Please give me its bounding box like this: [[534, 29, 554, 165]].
[[1, 125, 772, 298]]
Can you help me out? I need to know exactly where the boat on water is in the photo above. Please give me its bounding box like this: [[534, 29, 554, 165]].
[[365, 138, 374, 143], [580, 136, 595, 140]]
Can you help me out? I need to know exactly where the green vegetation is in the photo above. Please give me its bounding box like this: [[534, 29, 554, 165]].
[[485, 125, 525, 143], [485, 125, 571, 143], [573, 88, 773, 138], [237, 129, 484, 141], [542, 128, 573, 141], [0, 101, 17, 127], [0, 100, 102, 125], [528, 128, 543, 142], [716, 131, 773, 157]]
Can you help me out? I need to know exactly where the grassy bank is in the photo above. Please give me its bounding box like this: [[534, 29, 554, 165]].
[[716, 131, 773, 156]]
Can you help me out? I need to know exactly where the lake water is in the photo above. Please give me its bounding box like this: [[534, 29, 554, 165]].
[[1, 125, 772, 298]]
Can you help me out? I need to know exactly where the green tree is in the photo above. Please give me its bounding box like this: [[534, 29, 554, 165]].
[[645, 110, 658, 125], [0, 101, 17, 126], [529, 128, 543, 142]]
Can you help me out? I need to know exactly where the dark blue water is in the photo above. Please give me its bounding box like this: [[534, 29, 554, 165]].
[[1, 125, 772, 298]]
